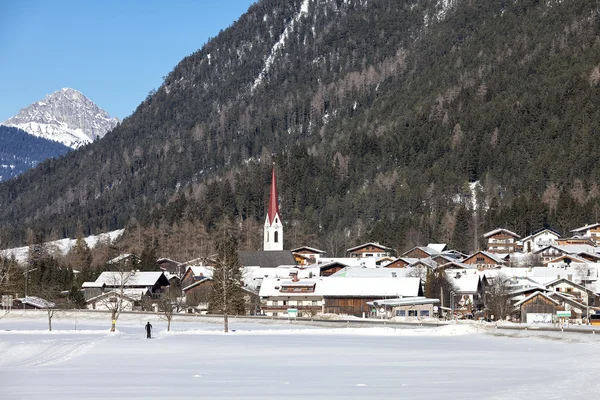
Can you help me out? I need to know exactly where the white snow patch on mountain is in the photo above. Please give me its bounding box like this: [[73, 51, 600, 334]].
[[0, 229, 124, 264], [2, 88, 119, 149]]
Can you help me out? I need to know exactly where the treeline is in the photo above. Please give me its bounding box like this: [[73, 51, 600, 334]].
[[0, 0, 598, 256]]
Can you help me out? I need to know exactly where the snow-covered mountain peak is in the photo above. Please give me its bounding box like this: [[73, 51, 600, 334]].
[[1, 88, 119, 148]]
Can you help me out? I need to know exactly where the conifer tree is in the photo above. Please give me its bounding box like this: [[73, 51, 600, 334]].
[[209, 236, 245, 332]]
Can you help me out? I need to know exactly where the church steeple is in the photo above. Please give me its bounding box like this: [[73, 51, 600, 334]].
[[264, 167, 283, 251]]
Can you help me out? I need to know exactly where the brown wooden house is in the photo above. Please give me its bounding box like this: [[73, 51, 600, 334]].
[[318, 261, 349, 277], [384, 257, 419, 268], [462, 251, 504, 269], [483, 228, 520, 254], [291, 246, 326, 265], [514, 291, 560, 323], [402, 246, 439, 259]]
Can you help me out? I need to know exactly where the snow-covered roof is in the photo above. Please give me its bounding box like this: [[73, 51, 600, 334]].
[[447, 275, 481, 293], [521, 228, 561, 242], [329, 267, 412, 278], [535, 244, 600, 255], [346, 242, 392, 252], [483, 228, 520, 239], [185, 266, 213, 279], [427, 243, 447, 253], [94, 271, 167, 287], [259, 277, 422, 298], [107, 254, 136, 264], [367, 297, 440, 307], [18, 296, 55, 309], [182, 277, 212, 292], [86, 288, 149, 303], [82, 281, 104, 288], [290, 246, 326, 254], [317, 257, 379, 268], [408, 258, 437, 269], [571, 223, 600, 233]]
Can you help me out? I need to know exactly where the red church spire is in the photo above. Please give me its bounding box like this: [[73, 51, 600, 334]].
[[267, 167, 279, 225]]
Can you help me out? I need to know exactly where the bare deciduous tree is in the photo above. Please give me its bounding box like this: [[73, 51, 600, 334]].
[[485, 273, 513, 321], [157, 286, 186, 331]]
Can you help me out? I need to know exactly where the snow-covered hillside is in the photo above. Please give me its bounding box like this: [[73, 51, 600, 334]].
[[0, 229, 124, 263], [2, 88, 119, 149]]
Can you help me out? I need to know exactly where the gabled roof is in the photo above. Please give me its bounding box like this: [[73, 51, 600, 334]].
[[463, 251, 504, 265], [544, 277, 593, 294], [17, 296, 55, 309], [427, 243, 448, 252], [535, 244, 599, 255], [320, 277, 422, 297], [571, 223, 600, 233], [329, 267, 411, 278], [436, 261, 473, 270], [86, 288, 149, 303], [521, 227, 561, 242], [182, 277, 212, 292], [483, 228, 520, 239], [318, 261, 350, 271], [157, 258, 182, 266], [401, 246, 440, 257], [107, 254, 138, 264], [82, 281, 105, 288], [346, 242, 393, 253], [447, 275, 484, 293], [548, 292, 588, 310], [513, 291, 560, 308], [546, 254, 591, 264], [94, 271, 169, 287], [408, 258, 437, 269], [237, 250, 296, 268], [291, 246, 326, 254]]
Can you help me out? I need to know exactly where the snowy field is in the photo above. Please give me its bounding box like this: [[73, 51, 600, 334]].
[[1, 311, 600, 399]]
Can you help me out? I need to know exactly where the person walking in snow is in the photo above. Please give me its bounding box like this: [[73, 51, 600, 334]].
[[145, 321, 152, 339]]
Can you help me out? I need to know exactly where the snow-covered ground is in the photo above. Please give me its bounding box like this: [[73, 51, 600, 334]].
[[1, 311, 599, 399]]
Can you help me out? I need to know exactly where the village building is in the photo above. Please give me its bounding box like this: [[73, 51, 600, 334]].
[[291, 246, 326, 265], [544, 277, 599, 307], [520, 228, 560, 253], [13, 296, 55, 310], [483, 228, 520, 254], [513, 291, 560, 323], [82, 271, 170, 311], [367, 297, 440, 319], [462, 251, 504, 269], [384, 257, 420, 268], [259, 277, 323, 317], [534, 244, 599, 263], [346, 242, 394, 258], [402, 246, 440, 259], [446, 272, 487, 315], [570, 223, 600, 245]]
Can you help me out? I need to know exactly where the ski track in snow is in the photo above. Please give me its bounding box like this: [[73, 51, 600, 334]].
[[0, 337, 100, 368]]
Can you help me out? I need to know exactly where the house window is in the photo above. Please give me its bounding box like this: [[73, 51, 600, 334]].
[[266, 231, 269, 242], [109, 297, 117, 303], [274, 231, 279, 243], [566, 288, 572, 293], [298, 312, 303, 317], [420, 310, 430, 317], [408, 310, 418, 317], [273, 312, 278, 317], [312, 300, 318, 306], [476, 257, 485, 263], [396, 310, 406, 316], [283, 300, 287, 306]]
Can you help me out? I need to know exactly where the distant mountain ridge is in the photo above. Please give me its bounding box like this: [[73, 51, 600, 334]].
[[2, 88, 119, 149], [0, 126, 71, 182]]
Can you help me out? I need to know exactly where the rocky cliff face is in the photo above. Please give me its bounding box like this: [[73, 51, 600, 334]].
[[2, 88, 119, 148]]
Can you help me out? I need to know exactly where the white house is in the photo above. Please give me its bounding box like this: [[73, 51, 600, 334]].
[[521, 228, 560, 253]]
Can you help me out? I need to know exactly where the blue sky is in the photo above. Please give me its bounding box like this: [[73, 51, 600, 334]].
[[0, 0, 256, 122]]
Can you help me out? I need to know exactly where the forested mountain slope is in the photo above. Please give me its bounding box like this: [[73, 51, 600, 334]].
[[0, 126, 71, 182], [0, 0, 598, 255]]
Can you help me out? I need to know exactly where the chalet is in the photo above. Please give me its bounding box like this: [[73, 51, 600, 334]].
[[509, 286, 550, 308], [462, 251, 504, 269], [82, 271, 170, 308], [237, 250, 296, 268], [446, 273, 487, 313], [548, 291, 589, 322], [346, 242, 394, 258], [181, 266, 212, 289], [86, 289, 149, 312], [534, 244, 599, 263], [182, 276, 212, 313], [259, 277, 322, 317], [431, 253, 464, 265], [291, 246, 326, 265], [483, 228, 520, 254], [436, 261, 473, 271], [321, 277, 422, 317], [157, 258, 185, 278], [514, 291, 560, 323], [375, 256, 396, 267], [544, 277, 599, 307], [571, 223, 600, 245], [520, 228, 561, 253]]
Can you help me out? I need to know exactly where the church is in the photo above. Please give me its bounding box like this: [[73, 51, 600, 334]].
[[236, 167, 296, 268]]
